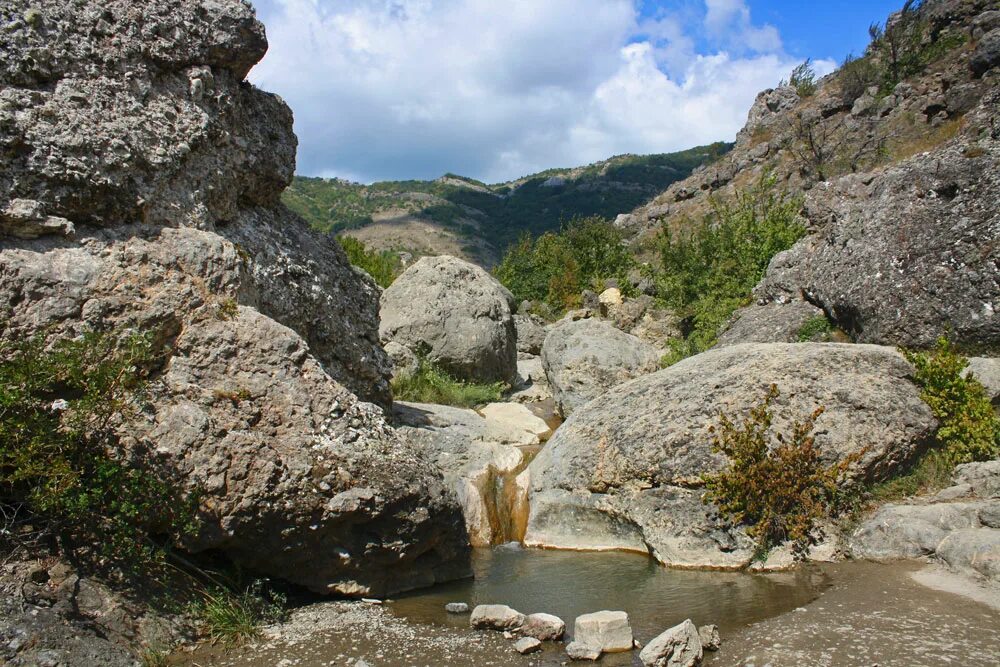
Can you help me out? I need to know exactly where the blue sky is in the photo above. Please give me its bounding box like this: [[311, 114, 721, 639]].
[[249, 1, 906, 183]]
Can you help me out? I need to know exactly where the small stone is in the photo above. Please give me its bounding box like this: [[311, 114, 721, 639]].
[[445, 602, 470, 614], [514, 637, 542, 654], [639, 619, 703, 667], [470, 604, 526, 631], [522, 612, 566, 641], [566, 641, 602, 661], [698, 624, 721, 651]]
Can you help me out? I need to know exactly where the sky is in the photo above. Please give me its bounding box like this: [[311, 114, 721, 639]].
[[249, 0, 905, 184]]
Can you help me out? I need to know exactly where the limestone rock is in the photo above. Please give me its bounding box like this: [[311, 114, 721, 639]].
[[850, 502, 985, 560], [0, 0, 459, 596], [445, 602, 470, 614], [478, 402, 553, 445], [527, 343, 936, 567], [698, 625, 721, 651], [573, 611, 633, 654], [541, 318, 659, 418], [967, 358, 1000, 408], [741, 134, 1000, 350], [954, 460, 1000, 498], [514, 314, 548, 355], [513, 637, 542, 654], [385, 341, 419, 379], [639, 619, 703, 667], [394, 401, 529, 546], [522, 612, 566, 641], [937, 528, 1000, 581], [566, 642, 602, 661], [717, 300, 828, 346], [971, 28, 1000, 76], [470, 605, 526, 631], [380, 256, 517, 384]]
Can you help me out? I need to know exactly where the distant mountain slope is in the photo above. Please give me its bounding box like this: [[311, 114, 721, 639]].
[[282, 144, 732, 266]]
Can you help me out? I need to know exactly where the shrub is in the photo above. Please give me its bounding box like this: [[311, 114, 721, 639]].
[[494, 216, 635, 312], [191, 579, 286, 646], [838, 53, 879, 104], [655, 177, 805, 362], [796, 315, 834, 342], [702, 385, 860, 556], [391, 357, 505, 408], [0, 333, 196, 573], [336, 235, 402, 288], [784, 59, 817, 97], [903, 336, 999, 465]]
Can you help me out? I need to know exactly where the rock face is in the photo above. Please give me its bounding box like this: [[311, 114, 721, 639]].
[[735, 130, 1000, 349], [541, 318, 659, 417], [968, 357, 1000, 407], [0, 0, 467, 597], [380, 255, 517, 384], [851, 461, 1000, 583], [514, 314, 548, 355], [526, 343, 936, 568], [639, 619, 703, 667]]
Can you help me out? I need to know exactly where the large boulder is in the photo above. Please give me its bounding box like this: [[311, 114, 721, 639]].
[[729, 112, 1000, 350], [541, 318, 659, 418], [380, 255, 517, 384], [526, 343, 937, 568], [639, 619, 703, 667], [0, 0, 465, 596]]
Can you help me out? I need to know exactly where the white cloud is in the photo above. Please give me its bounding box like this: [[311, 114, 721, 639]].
[[249, 0, 816, 183]]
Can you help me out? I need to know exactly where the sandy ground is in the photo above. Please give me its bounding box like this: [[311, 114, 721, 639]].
[[705, 561, 1000, 667]]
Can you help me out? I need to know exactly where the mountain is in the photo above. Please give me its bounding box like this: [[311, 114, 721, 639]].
[[282, 144, 732, 266]]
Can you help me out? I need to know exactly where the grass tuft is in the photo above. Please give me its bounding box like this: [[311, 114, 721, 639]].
[[392, 357, 505, 408]]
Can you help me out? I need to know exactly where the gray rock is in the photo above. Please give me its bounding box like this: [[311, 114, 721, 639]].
[[445, 602, 470, 614], [541, 318, 659, 418], [380, 256, 517, 384], [384, 341, 419, 379], [717, 300, 828, 346], [967, 358, 1000, 408], [527, 343, 936, 568], [522, 612, 566, 641], [0, 0, 463, 596], [743, 136, 1000, 350], [937, 528, 1000, 582], [698, 624, 721, 651], [954, 460, 1000, 498], [639, 619, 703, 667], [515, 314, 548, 354], [971, 28, 1000, 77], [513, 637, 542, 654], [850, 502, 985, 560], [573, 611, 633, 654], [566, 642, 603, 661], [470, 605, 526, 631]]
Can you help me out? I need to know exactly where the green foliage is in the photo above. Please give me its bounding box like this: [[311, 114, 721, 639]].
[[494, 216, 635, 312], [838, 53, 880, 104], [391, 357, 505, 408], [796, 315, 834, 342], [191, 580, 287, 646], [336, 235, 402, 288], [217, 297, 239, 320], [655, 177, 806, 362], [0, 333, 196, 573], [702, 385, 860, 556], [282, 144, 733, 252], [784, 59, 818, 97], [140, 648, 170, 667], [903, 336, 1000, 465]]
